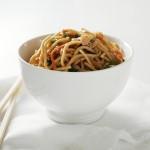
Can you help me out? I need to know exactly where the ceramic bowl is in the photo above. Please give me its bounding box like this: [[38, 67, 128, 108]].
[[18, 35, 133, 123]]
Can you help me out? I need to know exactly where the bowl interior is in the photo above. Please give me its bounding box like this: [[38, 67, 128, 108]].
[[19, 35, 46, 62]]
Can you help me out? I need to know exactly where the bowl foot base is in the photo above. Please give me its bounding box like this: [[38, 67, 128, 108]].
[[47, 109, 105, 124]]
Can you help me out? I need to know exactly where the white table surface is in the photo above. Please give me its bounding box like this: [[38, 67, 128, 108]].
[[0, 0, 150, 83]]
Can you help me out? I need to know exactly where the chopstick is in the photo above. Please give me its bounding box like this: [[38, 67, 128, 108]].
[[0, 77, 22, 145], [0, 92, 18, 145], [0, 77, 22, 113]]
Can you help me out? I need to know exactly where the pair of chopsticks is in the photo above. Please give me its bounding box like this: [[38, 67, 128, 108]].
[[0, 77, 22, 145]]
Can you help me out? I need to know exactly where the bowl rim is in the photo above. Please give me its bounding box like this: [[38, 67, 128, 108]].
[[18, 34, 134, 74]]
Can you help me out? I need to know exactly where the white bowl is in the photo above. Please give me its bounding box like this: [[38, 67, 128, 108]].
[[18, 35, 133, 124]]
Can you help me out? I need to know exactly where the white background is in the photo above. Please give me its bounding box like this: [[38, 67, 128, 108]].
[[0, 0, 150, 83]]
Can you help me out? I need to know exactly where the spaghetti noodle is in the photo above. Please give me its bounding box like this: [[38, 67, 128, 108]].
[[29, 28, 124, 72]]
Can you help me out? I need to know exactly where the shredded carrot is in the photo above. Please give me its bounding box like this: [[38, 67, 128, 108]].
[[113, 51, 124, 62], [50, 45, 65, 69], [96, 33, 105, 44]]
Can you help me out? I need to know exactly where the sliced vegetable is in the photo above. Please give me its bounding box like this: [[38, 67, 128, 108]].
[[68, 67, 78, 72]]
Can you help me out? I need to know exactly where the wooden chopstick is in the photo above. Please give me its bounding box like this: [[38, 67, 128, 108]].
[[0, 92, 18, 145], [0, 77, 22, 145], [0, 77, 22, 113]]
